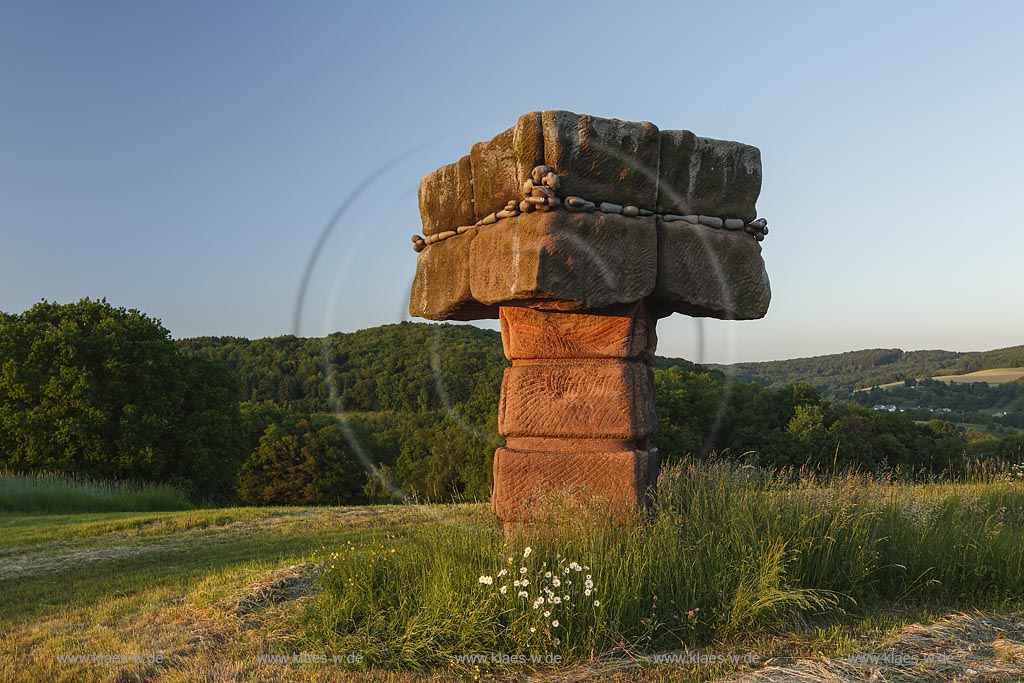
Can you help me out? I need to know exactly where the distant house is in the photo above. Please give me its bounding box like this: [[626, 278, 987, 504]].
[[873, 404, 897, 412]]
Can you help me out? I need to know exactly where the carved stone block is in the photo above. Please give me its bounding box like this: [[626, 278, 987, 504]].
[[491, 447, 659, 521], [408, 230, 498, 321], [469, 211, 657, 310], [499, 303, 656, 361], [653, 217, 771, 320]]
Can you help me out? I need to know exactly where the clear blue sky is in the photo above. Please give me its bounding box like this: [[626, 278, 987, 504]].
[[3, 0, 1022, 364]]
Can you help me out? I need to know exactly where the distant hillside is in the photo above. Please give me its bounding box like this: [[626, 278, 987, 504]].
[[716, 345, 1024, 397], [178, 322, 1023, 403]]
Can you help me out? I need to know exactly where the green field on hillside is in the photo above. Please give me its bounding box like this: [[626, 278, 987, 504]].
[[857, 367, 1024, 392], [933, 368, 1024, 385]]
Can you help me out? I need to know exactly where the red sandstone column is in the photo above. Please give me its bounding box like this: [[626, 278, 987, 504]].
[[490, 302, 660, 524]]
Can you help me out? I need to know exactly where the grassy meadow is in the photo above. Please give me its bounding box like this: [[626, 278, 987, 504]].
[[1, 460, 1024, 682], [0, 471, 194, 513]]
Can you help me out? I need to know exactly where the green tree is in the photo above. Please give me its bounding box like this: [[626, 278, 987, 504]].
[[0, 298, 245, 501], [236, 417, 366, 505]]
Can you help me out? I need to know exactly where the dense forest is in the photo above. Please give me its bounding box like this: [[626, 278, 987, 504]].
[[718, 345, 1024, 396], [2, 300, 1023, 507]]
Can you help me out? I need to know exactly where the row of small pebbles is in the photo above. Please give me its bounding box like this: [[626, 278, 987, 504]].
[[413, 213, 768, 250], [413, 165, 768, 249], [595, 202, 653, 217]]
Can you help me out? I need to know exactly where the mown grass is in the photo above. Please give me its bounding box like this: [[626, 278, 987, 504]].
[[297, 458, 1024, 673], [2, 462, 1023, 681], [0, 470, 194, 513]]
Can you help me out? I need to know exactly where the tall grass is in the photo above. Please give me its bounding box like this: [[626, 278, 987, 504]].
[[299, 457, 1024, 671], [0, 471, 194, 513]]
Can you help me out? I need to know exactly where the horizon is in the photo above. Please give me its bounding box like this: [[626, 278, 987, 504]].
[[4, 2, 1023, 364]]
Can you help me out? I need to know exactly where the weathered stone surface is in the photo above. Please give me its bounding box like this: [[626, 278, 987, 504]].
[[468, 211, 657, 309], [418, 155, 475, 237], [498, 360, 656, 439], [541, 110, 660, 211], [491, 447, 658, 520], [499, 304, 656, 361], [408, 230, 498, 321], [657, 130, 762, 222], [470, 112, 544, 220], [653, 217, 771, 320]]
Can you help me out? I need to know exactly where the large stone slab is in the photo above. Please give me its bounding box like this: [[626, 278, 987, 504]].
[[653, 218, 771, 320], [470, 112, 544, 220], [469, 211, 657, 309], [542, 110, 660, 210], [418, 154, 475, 236], [499, 303, 656, 361], [408, 230, 498, 321], [657, 130, 761, 222], [491, 447, 658, 520], [498, 360, 656, 439]]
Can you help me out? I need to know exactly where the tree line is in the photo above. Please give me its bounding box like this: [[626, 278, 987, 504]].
[[1, 299, 1021, 507]]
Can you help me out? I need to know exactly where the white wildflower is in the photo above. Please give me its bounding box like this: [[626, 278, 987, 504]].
[[513, 579, 521, 587], [497, 569, 508, 577], [520, 578, 530, 586], [478, 575, 493, 585], [520, 567, 527, 575], [543, 610, 550, 618], [594, 600, 600, 607], [499, 585, 508, 594], [552, 596, 561, 604], [552, 620, 559, 628], [585, 588, 592, 596], [523, 546, 532, 558], [544, 571, 552, 579], [517, 590, 528, 598], [551, 577, 561, 588]]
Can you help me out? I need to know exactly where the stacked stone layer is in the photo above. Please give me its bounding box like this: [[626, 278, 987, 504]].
[[411, 109, 770, 323], [491, 304, 659, 521]]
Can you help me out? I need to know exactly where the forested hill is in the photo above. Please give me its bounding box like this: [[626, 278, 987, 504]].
[[176, 322, 711, 413], [716, 345, 1024, 397], [177, 323, 508, 414], [177, 323, 1024, 404]]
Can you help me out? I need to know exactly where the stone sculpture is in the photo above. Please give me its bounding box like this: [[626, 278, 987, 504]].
[[408, 110, 771, 526]]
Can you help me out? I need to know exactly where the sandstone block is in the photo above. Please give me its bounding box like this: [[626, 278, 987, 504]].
[[418, 154, 475, 236], [657, 130, 761, 222], [408, 231, 498, 321], [470, 112, 544, 220], [653, 217, 771, 320], [469, 211, 656, 309], [491, 447, 659, 520], [499, 303, 656, 361], [498, 361, 656, 439], [541, 110, 660, 210]]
